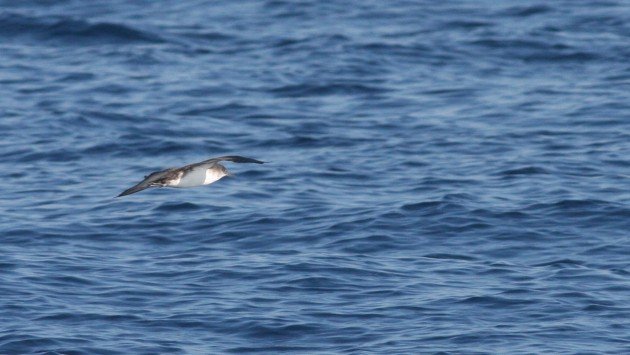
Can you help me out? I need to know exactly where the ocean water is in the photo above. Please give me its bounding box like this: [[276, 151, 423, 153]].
[[1, 0, 629, 353]]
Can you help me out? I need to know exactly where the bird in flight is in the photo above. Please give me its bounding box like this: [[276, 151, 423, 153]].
[[118, 155, 265, 197]]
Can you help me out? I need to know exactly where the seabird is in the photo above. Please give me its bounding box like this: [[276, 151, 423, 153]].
[[117, 155, 264, 197]]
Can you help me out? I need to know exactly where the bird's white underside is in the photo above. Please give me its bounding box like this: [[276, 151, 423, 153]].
[[168, 167, 226, 188]]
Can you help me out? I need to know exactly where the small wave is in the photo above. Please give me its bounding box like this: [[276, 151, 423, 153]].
[[0, 336, 63, 354], [240, 322, 323, 339], [522, 51, 600, 62], [0, 13, 163, 45], [36, 312, 141, 322], [229, 345, 317, 353], [19, 148, 82, 163], [533, 259, 586, 267], [421, 87, 476, 98], [47, 275, 96, 286], [458, 295, 537, 307], [525, 199, 624, 217], [271, 82, 386, 97], [499, 166, 549, 177], [254, 135, 362, 149], [327, 234, 398, 254], [440, 20, 493, 30], [153, 202, 202, 212], [401, 200, 465, 215], [356, 42, 432, 58], [178, 103, 258, 118], [469, 38, 600, 62], [176, 31, 236, 42], [501, 5, 552, 17], [57, 72, 96, 82], [583, 304, 620, 312], [286, 276, 348, 290], [424, 253, 477, 261], [470, 39, 562, 50]]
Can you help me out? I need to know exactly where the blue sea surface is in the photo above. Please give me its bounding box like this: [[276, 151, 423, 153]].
[[1, 0, 629, 353]]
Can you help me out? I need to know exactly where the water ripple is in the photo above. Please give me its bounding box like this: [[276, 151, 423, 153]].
[[0, 13, 163, 44]]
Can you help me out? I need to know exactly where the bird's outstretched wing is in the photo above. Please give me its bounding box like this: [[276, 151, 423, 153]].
[[117, 168, 176, 197], [199, 155, 265, 165], [185, 155, 266, 170]]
